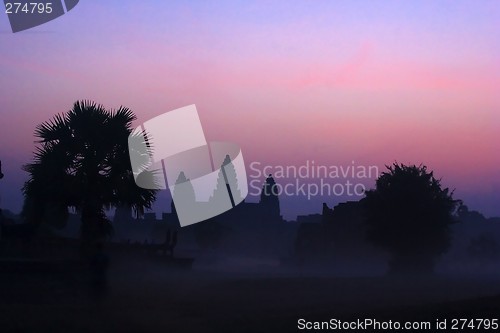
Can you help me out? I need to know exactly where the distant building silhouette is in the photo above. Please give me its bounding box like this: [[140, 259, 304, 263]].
[[260, 174, 280, 218], [172, 172, 196, 210], [112, 172, 293, 257], [210, 155, 243, 208]]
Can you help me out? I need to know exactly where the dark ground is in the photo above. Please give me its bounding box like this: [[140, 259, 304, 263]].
[[0, 252, 499, 333]]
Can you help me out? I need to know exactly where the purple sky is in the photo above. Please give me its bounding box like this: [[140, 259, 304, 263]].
[[1, 1, 499, 220]]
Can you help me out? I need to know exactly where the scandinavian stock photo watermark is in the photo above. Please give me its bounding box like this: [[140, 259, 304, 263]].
[[249, 161, 379, 200], [128, 106, 379, 225], [129, 105, 248, 227]]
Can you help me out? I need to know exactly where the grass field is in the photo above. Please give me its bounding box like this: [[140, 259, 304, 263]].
[[1, 252, 499, 332]]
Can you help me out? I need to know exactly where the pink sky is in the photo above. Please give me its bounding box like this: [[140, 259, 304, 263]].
[[0, 1, 499, 219]]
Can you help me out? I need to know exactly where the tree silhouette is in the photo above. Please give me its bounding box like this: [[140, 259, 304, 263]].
[[364, 163, 459, 274], [22, 100, 157, 254], [457, 204, 487, 223]]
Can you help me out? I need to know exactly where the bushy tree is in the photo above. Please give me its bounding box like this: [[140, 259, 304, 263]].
[[364, 163, 459, 274], [23, 100, 157, 254]]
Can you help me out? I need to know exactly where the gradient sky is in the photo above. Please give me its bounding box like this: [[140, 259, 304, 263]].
[[1, 1, 499, 220]]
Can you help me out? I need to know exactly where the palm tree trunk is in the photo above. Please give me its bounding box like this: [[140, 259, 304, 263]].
[[80, 201, 102, 259]]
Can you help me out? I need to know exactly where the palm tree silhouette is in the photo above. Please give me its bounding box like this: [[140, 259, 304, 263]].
[[22, 100, 157, 254]]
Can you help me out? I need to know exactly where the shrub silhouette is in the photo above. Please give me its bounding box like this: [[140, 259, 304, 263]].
[[364, 163, 459, 274], [468, 234, 499, 260]]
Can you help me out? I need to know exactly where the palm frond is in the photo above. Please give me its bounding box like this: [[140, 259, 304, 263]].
[[112, 106, 137, 130], [23, 100, 159, 238], [34, 113, 70, 143]]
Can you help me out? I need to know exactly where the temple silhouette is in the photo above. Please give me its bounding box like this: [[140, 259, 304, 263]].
[[11, 153, 497, 273], [113, 171, 295, 258]]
